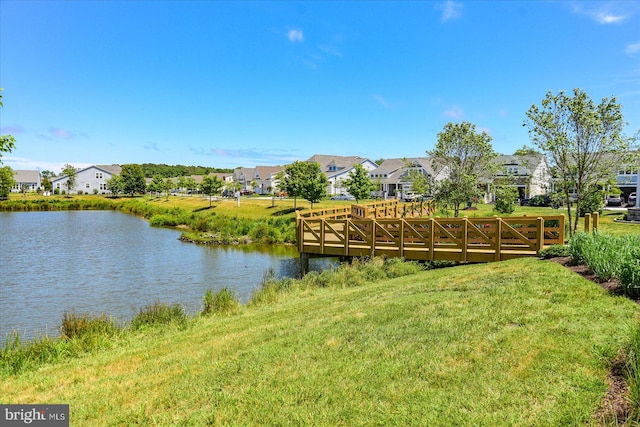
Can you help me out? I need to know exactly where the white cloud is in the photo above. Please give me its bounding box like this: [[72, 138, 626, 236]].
[[287, 28, 304, 43], [443, 105, 464, 119], [372, 95, 390, 108], [626, 41, 640, 55], [570, 2, 636, 24], [3, 156, 92, 173], [435, 1, 463, 23]]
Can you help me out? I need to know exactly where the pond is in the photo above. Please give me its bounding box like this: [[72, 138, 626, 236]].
[[0, 210, 331, 340]]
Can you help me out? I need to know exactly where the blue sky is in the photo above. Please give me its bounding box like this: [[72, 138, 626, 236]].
[[1, 1, 639, 173]]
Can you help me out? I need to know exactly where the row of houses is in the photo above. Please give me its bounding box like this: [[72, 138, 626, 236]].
[[9, 153, 639, 202]]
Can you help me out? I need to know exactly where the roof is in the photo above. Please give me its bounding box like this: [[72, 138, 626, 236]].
[[495, 154, 545, 175], [371, 158, 442, 184], [13, 170, 40, 183], [255, 166, 284, 179], [306, 154, 375, 178], [51, 164, 122, 182]]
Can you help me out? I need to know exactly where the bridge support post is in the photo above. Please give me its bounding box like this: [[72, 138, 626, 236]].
[[584, 213, 591, 233], [300, 253, 310, 276]]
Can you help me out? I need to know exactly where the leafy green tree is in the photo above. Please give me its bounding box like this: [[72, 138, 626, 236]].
[[279, 161, 306, 209], [299, 162, 328, 208], [429, 121, 497, 217], [0, 89, 16, 164], [342, 163, 374, 203], [524, 88, 630, 235], [513, 145, 541, 156], [200, 175, 223, 207], [0, 165, 16, 198], [149, 175, 165, 197], [61, 164, 77, 196], [184, 177, 197, 195], [40, 170, 55, 192], [106, 175, 124, 197], [494, 184, 518, 214], [163, 178, 175, 200], [280, 161, 328, 209], [120, 164, 146, 196]]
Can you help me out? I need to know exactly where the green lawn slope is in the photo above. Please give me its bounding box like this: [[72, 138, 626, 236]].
[[2, 257, 638, 426]]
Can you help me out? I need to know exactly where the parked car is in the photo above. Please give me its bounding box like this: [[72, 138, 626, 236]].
[[606, 194, 624, 207], [330, 194, 355, 200], [401, 193, 422, 202], [628, 192, 637, 207]]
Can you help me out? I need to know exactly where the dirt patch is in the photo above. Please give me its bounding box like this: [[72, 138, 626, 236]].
[[546, 256, 631, 423], [547, 256, 624, 296]]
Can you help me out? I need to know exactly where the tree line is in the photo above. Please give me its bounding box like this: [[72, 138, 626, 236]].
[[1, 87, 638, 236]]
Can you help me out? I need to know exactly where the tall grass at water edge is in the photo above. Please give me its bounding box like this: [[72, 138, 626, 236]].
[[0, 257, 424, 377], [569, 232, 640, 297]]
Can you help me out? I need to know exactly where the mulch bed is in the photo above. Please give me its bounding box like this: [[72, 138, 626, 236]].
[[546, 256, 633, 424]]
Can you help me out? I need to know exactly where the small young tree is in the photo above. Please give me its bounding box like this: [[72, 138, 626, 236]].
[[342, 163, 374, 203], [200, 175, 223, 207], [149, 175, 164, 197], [106, 175, 124, 198], [494, 184, 518, 214], [162, 178, 175, 200], [61, 164, 77, 197]]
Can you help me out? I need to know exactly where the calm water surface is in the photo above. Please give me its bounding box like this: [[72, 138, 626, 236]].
[[0, 211, 327, 340]]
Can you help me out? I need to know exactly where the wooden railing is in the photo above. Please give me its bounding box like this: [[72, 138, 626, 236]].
[[297, 215, 565, 263]]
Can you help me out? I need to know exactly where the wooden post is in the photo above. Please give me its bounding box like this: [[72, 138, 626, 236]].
[[300, 253, 310, 275], [371, 219, 376, 257], [495, 218, 502, 262], [320, 219, 325, 254], [399, 219, 405, 258], [429, 218, 435, 261], [584, 213, 591, 233], [536, 217, 544, 254], [344, 219, 350, 256], [462, 216, 468, 262], [592, 212, 599, 232]]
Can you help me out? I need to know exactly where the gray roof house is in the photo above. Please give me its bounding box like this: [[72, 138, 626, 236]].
[[369, 158, 449, 198], [306, 154, 378, 196], [488, 154, 552, 201], [11, 170, 42, 193], [51, 165, 122, 194]]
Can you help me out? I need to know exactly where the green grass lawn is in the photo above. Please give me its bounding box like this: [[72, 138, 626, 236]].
[[2, 258, 638, 426]]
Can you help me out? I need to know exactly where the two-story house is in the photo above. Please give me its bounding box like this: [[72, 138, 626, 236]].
[[306, 154, 378, 196], [51, 165, 122, 194], [369, 158, 449, 199]]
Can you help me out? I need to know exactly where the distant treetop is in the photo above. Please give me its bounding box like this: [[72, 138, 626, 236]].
[[140, 163, 234, 178]]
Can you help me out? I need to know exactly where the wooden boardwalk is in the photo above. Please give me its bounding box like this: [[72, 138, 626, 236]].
[[297, 200, 565, 263]]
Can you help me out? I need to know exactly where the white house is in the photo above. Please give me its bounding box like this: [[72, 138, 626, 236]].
[[51, 165, 122, 194], [369, 158, 449, 199], [306, 154, 378, 196], [489, 154, 552, 201], [11, 170, 42, 193]]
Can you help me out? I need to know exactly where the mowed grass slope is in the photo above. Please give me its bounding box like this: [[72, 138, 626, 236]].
[[2, 258, 638, 426]]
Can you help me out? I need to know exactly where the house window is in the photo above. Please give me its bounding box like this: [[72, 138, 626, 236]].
[[85, 183, 91, 189], [95, 172, 103, 179], [100, 183, 107, 191]]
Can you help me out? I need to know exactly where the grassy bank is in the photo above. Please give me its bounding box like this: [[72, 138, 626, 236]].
[[2, 257, 638, 425]]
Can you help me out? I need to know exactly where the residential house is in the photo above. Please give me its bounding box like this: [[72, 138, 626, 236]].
[[369, 158, 449, 199], [233, 166, 284, 194], [254, 166, 285, 195], [306, 154, 378, 196], [51, 165, 122, 194], [11, 170, 42, 193], [489, 154, 552, 201]]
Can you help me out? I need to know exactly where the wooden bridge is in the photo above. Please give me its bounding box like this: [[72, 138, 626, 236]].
[[296, 200, 566, 264]]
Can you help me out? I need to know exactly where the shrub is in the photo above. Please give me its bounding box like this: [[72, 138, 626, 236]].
[[577, 189, 604, 217], [494, 186, 518, 214], [539, 244, 571, 259], [529, 195, 551, 207], [202, 288, 240, 316], [130, 301, 187, 330]]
